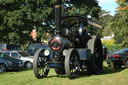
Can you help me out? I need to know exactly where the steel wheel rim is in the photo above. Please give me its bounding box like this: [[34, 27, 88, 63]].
[[65, 49, 81, 79], [26, 62, 32, 69], [69, 52, 80, 78], [37, 56, 49, 77], [33, 48, 49, 79]]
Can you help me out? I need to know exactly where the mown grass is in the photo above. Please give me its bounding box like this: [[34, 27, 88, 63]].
[[0, 62, 128, 85]]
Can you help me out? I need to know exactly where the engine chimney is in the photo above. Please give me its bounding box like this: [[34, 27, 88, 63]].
[[55, 5, 61, 34]]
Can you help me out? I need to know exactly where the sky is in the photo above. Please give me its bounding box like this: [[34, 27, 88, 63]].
[[98, 0, 118, 15]]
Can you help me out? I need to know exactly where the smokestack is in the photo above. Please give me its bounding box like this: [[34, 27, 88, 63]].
[[55, 5, 61, 34]]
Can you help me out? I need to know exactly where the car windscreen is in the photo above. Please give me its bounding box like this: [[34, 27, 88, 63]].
[[3, 52, 10, 55], [28, 45, 48, 52], [7, 45, 21, 51], [19, 52, 31, 57]]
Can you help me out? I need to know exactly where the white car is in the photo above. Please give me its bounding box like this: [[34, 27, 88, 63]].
[[2, 51, 33, 69]]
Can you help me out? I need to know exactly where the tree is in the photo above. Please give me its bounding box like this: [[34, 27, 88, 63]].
[[111, 11, 128, 46], [65, 0, 101, 18], [116, 0, 128, 10], [108, 0, 128, 48], [0, 0, 101, 48], [99, 10, 113, 37], [0, 0, 57, 47], [93, 10, 113, 37]]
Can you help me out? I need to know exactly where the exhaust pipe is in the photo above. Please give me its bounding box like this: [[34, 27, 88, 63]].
[[55, 5, 61, 34]]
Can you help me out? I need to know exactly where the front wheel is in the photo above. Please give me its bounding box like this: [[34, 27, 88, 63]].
[[33, 48, 49, 79], [25, 62, 33, 69], [0, 64, 7, 72], [125, 60, 128, 68], [65, 49, 80, 79]]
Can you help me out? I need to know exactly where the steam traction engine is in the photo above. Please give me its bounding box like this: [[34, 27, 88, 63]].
[[33, 5, 103, 79]]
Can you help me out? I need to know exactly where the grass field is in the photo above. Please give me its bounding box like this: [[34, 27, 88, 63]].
[[0, 63, 128, 85]]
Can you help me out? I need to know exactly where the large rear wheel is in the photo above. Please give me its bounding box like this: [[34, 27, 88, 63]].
[[87, 38, 103, 75], [33, 48, 49, 79], [65, 49, 80, 79]]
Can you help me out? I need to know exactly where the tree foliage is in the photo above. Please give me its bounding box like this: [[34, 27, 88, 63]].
[[107, 1, 128, 48], [97, 10, 113, 37], [111, 11, 128, 47], [0, 0, 101, 47], [99, 0, 128, 48], [116, 0, 128, 10], [66, 0, 100, 18], [104, 0, 126, 48]]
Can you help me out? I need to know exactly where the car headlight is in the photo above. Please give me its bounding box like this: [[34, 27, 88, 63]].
[[44, 50, 50, 56], [63, 49, 68, 56]]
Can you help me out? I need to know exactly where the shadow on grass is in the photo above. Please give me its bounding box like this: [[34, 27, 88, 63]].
[[101, 67, 126, 75], [0, 72, 5, 74], [0, 68, 33, 75], [46, 70, 94, 79], [0, 70, 17, 74], [46, 67, 126, 79], [78, 67, 126, 79], [47, 74, 67, 78], [34, 60, 126, 79], [47, 72, 89, 79]]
